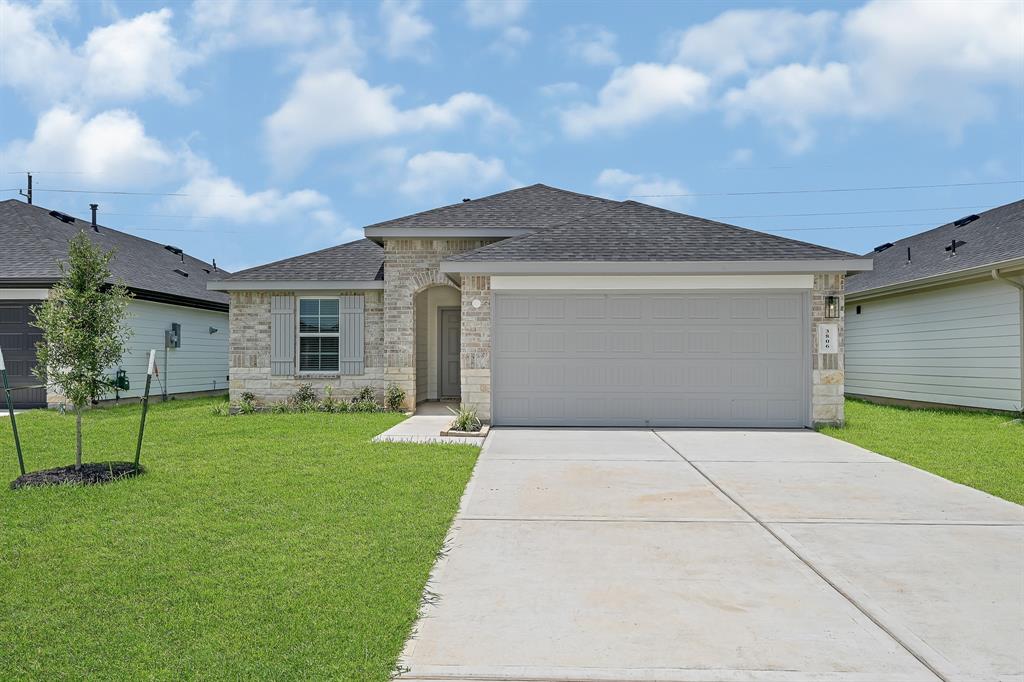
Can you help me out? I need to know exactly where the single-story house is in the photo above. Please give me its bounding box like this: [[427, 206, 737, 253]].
[[845, 199, 1023, 413], [0, 199, 230, 408], [209, 184, 872, 427]]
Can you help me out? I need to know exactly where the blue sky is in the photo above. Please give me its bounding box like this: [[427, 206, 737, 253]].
[[1, 0, 1021, 271]]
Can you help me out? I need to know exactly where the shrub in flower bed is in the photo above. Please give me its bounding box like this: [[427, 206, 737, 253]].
[[228, 384, 406, 415]]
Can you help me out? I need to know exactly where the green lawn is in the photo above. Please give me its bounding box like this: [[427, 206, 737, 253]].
[[0, 398, 478, 680], [820, 398, 1023, 505]]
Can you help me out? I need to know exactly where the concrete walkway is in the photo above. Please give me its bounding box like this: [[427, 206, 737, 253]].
[[374, 401, 484, 445], [400, 428, 1024, 682]]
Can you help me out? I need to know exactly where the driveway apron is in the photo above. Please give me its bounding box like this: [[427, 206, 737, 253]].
[[400, 428, 1024, 682]]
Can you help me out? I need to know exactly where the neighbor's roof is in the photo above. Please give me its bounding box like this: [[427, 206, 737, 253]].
[[445, 201, 861, 263], [846, 199, 1024, 295], [0, 199, 229, 310], [215, 239, 384, 283], [363, 183, 619, 232]]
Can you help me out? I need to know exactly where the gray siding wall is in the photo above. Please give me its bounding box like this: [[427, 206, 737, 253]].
[[846, 279, 1023, 411]]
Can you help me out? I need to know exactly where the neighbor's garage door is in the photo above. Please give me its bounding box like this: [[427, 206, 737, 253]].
[[491, 291, 808, 427], [0, 301, 46, 408]]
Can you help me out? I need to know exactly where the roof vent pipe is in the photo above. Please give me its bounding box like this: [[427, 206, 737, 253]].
[[212, 258, 217, 272], [89, 204, 99, 232], [906, 247, 911, 263]]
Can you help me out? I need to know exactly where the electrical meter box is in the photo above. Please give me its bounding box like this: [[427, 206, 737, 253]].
[[113, 368, 130, 391], [165, 322, 182, 348]]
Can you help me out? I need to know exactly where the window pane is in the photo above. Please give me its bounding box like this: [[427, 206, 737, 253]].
[[319, 299, 339, 315], [320, 354, 339, 371], [299, 337, 320, 354], [299, 299, 319, 316], [299, 354, 318, 372], [299, 316, 319, 334], [320, 337, 338, 353], [320, 316, 339, 333]]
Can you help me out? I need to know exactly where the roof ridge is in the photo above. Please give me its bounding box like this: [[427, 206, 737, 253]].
[[362, 184, 538, 230]]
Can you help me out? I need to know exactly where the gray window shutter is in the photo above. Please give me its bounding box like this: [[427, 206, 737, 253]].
[[270, 295, 295, 376], [339, 295, 364, 375]]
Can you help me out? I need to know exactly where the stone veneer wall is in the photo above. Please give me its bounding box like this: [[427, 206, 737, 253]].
[[383, 238, 494, 408], [811, 272, 845, 426], [460, 275, 492, 421], [228, 289, 389, 404]]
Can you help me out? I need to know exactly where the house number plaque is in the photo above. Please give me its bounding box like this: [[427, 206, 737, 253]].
[[818, 324, 838, 354]]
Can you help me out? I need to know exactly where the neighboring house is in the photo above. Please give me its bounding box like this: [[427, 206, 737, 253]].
[[0, 199, 231, 408], [845, 200, 1024, 413], [209, 184, 871, 427]]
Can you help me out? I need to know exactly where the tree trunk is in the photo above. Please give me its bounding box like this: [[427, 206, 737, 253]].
[[75, 407, 83, 470]]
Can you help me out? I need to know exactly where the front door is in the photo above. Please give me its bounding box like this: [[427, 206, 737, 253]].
[[439, 308, 461, 399]]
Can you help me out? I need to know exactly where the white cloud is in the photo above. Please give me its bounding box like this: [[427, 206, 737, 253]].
[[83, 8, 197, 103], [398, 150, 512, 198], [713, 1, 1024, 151], [728, 147, 754, 167], [674, 8, 836, 78], [722, 62, 854, 153], [490, 25, 531, 60], [463, 0, 528, 28], [0, 2, 197, 105], [288, 14, 364, 73], [561, 63, 709, 138], [841, 0, 1024, 129], [0, 0, 80, 101], [596, 168, 691, 210], [265, 69, 516, 173], [1, 107, 176, 187], [380, 0, 434, 61], [563, 25, 619, 66], [188, 0, 323, 51]]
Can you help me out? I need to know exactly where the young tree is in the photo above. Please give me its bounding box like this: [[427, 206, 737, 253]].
[[32, 232, 133, 469]]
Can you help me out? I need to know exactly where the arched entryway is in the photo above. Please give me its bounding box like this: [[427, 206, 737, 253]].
[[413, 284, 461, 404]]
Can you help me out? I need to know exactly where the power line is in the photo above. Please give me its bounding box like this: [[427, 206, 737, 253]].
[[630, 179, 1023, 198], [709, 205, 990, 220], [762, 221, 939, 233], [29, 188, 188, 197]]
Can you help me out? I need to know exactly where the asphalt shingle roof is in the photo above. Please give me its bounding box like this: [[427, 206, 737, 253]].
[[445, 201, 859, 263], [219, 239, 384, 282], [364, 183, 619, 231], [846, 199, 1024, 294], [0, 199, 229, 308]]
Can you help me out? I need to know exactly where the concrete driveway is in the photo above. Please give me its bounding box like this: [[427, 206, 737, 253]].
[[400, 429, 1024, 682]]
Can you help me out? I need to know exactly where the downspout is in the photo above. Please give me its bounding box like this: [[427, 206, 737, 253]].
[[992, 269, 1024, 412]]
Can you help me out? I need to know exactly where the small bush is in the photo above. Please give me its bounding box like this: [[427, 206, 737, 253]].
[[290, 383, 318, 405], [353, 386, 375, 403], [237, 391, 257, 414], [210, 404, 228, 416], [350, 400, 379, 413], [447, 405, 482, 432], [270, 402, 290, 414], [385, 383, 406, 412]]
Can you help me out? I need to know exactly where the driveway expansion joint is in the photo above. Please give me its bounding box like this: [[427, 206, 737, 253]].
[[651, 429, 952, 682]]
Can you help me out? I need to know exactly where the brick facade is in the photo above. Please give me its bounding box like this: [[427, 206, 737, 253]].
[[228, 289, 389, 404], [383, 238, 495, 408], [460, 275, 492, 421], [811, 272, 846, 426], [227, 256, 847, 426]]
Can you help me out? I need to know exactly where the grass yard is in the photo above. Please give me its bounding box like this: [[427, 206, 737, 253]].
[[820, 398, 1023, 505], [0, 397, 478, 680]]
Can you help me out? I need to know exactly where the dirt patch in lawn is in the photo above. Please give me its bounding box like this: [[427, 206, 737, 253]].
[[11, 462, 144, 489]]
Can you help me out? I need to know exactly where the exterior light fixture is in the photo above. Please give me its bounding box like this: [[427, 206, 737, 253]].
[[824, 295, 840, 319]]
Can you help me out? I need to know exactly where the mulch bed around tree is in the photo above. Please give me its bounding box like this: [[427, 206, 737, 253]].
[[11, 462, 144, 489]]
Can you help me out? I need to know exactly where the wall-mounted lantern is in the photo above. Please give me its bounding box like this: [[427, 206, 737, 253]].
[[824, 295, 840, 319]]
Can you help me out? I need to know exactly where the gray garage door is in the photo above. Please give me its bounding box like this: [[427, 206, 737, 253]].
[[0, 301, 46, 409], [492, 291, 809, 427]]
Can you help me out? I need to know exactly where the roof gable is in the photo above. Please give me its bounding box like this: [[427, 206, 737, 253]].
[[445, 201, 858, 263], [846, 199, 1024, 294], [0, 199, 229, 308], [363, 184, 619, 232]]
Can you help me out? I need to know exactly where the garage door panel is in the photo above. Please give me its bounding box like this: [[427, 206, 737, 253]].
[[0, 301, 46, 408], [493, 292, 808, 427]]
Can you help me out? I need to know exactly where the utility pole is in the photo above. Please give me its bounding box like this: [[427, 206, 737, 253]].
[[18, 172, 32, 205]]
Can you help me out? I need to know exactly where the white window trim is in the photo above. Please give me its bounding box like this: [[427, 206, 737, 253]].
[[296, 296, 341, 376]]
